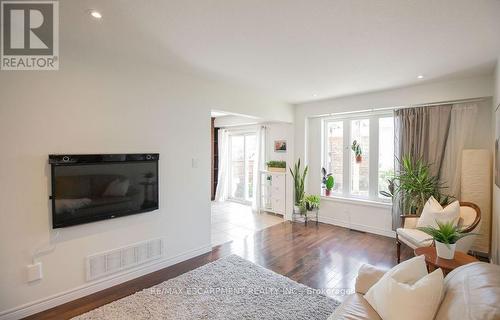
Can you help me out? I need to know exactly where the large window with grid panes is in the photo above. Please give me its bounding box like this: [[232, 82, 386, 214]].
[[323, 112, 394, 202]]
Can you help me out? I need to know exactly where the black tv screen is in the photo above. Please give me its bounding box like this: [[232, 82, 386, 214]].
[[49, 154, 159, 228]]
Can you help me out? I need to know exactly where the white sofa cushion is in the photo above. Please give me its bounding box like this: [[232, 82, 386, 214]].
[[396, 228, 433, 248], [364, 256, 444, 320], [416, 197, 460, 229]]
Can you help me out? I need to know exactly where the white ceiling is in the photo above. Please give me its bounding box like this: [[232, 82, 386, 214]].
[[66, 1, 500, 103]]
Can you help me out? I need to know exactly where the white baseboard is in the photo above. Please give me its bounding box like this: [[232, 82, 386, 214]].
[[0, 244, 212, 320], [318, 215, 395, 238]]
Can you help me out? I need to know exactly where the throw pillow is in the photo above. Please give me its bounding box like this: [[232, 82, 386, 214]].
[[364, 256, 444, 320], [103, 178, 130, 197], [416, 196, 460, 229]]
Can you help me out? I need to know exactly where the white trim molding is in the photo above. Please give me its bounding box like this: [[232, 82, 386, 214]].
[[318, 214, 396, 238], [0, 245, 212, 320]]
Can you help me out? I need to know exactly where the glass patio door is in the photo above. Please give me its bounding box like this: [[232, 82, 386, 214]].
[[229, 133, 256, 203]]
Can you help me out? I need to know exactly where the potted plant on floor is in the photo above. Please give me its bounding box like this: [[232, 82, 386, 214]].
[[418, 221, 478, 259], [290, 159, 308, 216], [351, 140, 362, 163], [382, 155, 452, 215], [325, 175, 334, 196], [302, 194, 320, 225]]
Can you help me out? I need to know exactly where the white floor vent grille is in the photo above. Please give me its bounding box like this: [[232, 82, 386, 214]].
[[86, 238, 163, 281]]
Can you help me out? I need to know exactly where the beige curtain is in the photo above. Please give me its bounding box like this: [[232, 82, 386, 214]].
[[439, 104, 478, 199], [392, 104, 452, 229]]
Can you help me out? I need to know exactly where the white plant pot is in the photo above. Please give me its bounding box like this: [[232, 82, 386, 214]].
[[293, 205, 301, 214], [435, 241, 456, 259]]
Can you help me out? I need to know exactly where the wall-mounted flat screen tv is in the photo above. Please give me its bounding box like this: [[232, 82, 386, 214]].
[[49, 154, 159, 228]]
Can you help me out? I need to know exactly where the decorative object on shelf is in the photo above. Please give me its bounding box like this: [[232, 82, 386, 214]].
[[351, 140, 362, 163], [274, 140, 287, 152], [418, 221, 478, 259], [266, 160, 286, 172], [290, 159, 308, 215], [384, 155, 453, 215], [325, 175, 334, 196]]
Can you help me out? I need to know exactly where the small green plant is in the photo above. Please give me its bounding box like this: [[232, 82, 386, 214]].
[[321, 167, 332, 186], [418, 221, 477, 249], [325, 175, 334, 191], [267, 160, 286, 168], [290, 159, 308, 206], [302, 194, 320, 212], [351, 140, 362, 157]]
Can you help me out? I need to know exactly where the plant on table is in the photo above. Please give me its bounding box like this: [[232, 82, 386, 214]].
[[266, 160, 286, 168], [418, 221, 477, 259]]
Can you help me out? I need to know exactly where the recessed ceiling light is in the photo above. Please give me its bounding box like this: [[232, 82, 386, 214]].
[[417, 75, 424, 79], [89, 10, 102, 19]]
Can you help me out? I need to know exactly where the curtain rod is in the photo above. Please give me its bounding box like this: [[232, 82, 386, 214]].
[[310, 97, 487, 119]]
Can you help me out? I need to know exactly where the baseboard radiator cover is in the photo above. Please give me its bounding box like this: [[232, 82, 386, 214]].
[[86, 238, 164, 281]]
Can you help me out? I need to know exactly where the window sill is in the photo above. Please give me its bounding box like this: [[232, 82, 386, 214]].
[[320, 195, 392, 209]]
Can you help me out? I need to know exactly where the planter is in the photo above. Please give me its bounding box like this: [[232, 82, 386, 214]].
[[355, 155, 362, 163], [325, 189, 332, 196], [435, 241, 456, 259], [268, 167, 286, 172]]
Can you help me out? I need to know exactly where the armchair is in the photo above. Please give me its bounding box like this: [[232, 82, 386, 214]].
[[396, 202, 481, 263]]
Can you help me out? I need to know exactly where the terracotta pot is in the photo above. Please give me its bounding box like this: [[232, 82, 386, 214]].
[[355, 155, 362, 163], [325, 189, 331, 196], [435, 241, 456, 259]]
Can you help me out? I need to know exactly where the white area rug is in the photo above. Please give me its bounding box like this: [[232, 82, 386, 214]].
[[73, 255, 339, 319]]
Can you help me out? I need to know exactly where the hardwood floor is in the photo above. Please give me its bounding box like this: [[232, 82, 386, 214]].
[[26, 222, 413, 320]]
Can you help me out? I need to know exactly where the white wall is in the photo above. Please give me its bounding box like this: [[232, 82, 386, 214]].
[[0, 55, 292, 317], [493, 59, 500, 264], [295, 75, 495, 238]]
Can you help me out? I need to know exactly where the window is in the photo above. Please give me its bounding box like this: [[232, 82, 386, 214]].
[[326, 121, 343, 193], [378, 117, 394, 199], [229, 133, 256, 203], [323, 113, 394, 202]]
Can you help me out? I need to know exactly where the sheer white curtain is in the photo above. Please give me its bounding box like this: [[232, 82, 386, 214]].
[[251, 126, 266, 211], [215, 129, 229, 202], [440, 103, 478, 199]]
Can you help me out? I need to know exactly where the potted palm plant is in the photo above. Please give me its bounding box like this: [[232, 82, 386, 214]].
[[351, 140, 362, 163], [325, 175, 334, 196], [290, 159, 308, 215], [381, 155, 452, 215], [418, 221, 477, 259]]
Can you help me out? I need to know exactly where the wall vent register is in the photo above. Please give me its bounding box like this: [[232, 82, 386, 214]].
[[86, 238, 163, 281]]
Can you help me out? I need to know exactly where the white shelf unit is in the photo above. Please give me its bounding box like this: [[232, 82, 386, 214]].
[[259, 170, 286, 216]]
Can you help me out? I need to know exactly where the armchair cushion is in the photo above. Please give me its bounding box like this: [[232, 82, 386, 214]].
[[396, 228, 433, 249], [416, 197, 460, 229]]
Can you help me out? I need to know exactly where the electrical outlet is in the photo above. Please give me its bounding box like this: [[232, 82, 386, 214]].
[[27, 262, 43, 282]]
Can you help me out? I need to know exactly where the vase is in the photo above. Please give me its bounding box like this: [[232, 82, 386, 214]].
[[435, 241, 456, 259]]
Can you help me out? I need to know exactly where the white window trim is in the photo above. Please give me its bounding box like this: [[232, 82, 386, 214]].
[[322, 111, 393, 204]]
